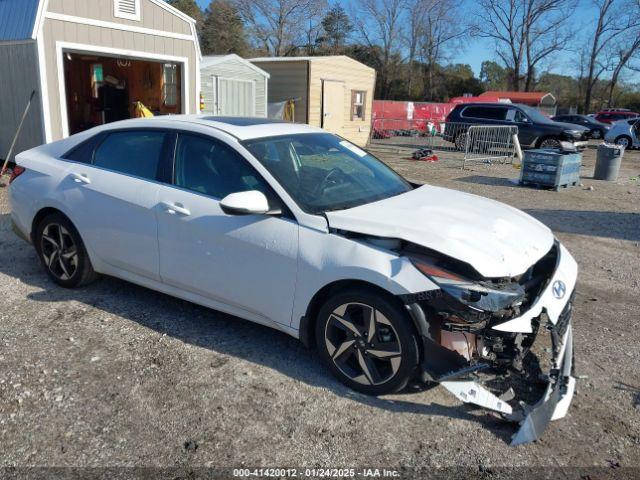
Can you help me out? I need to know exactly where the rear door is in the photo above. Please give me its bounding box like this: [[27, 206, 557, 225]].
[[62, 129, 170, 280]]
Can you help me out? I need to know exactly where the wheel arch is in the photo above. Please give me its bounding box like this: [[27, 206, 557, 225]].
[[614, 134, 632, 146], [31, 207, 69, 244], [298, 279, 417, 349]]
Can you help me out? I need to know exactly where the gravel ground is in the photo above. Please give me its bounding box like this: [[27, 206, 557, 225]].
[[0, 146, 639, 475]]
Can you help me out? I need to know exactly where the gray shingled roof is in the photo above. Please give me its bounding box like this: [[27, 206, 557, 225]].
[[0, 0, 41, 41]]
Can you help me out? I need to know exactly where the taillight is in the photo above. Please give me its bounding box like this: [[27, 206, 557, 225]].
[[9, 165, 25, 184]]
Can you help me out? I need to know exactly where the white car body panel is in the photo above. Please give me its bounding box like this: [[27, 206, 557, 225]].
[[492, 243, 577, 333], [156, 183, 299, 326], [326, 185, 555, 278], [9, 116, 580, 445]]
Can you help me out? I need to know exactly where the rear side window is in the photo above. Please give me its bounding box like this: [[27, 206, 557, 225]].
[[63, 135, 103, 163], [93, 130, 167, 180], [462, 106, 507, 120]]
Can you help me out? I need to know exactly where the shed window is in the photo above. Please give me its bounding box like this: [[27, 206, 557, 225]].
[[351, 91, 366, 120], [163, 64, 179, 107], [114, 0, 141, 21]]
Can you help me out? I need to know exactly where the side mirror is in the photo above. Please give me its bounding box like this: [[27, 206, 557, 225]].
[[220, 190, 278, 216]]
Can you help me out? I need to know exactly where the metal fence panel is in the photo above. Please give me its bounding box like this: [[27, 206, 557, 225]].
[[463, 125, 518, 168], [370, 119, 518, 168]]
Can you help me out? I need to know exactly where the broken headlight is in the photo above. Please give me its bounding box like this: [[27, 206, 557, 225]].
[[409, 256, 525, 313]]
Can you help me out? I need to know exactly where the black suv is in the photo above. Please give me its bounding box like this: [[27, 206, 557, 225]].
[[551, 114, 610, 139], [444, 103, 589, 150]]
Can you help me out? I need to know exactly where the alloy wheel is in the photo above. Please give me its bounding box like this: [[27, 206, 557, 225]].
[[40, 223, 79, 281], [540, 138, 561, 149], [591, 130, 601, 139], [616, 137, 630, 148], [324, 302, 402, 386]]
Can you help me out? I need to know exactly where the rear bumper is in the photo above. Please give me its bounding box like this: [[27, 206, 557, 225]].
[[11, 217, 31, 244]]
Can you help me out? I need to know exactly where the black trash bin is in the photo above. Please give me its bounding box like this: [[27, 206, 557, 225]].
[[594, 144, 623, 181]]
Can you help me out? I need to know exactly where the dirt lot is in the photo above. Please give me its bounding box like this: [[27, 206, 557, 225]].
[[0, 145, 639, 475]]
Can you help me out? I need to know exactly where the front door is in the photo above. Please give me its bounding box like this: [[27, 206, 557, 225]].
[[156, 132, 299, 326], [507, 107, 536, 146], [62, 129, 169, 280], [322, 80, 345, 134]]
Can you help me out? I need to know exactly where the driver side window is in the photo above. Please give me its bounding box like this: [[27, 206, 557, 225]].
[[173, 133, 272, 201]]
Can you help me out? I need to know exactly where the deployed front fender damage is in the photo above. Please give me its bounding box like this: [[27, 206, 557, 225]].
[[404, 243, 578, 446]]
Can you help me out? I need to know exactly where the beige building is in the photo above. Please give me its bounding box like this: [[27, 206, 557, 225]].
[[0, 0, 200, 161], [250, 56, 376, 146]]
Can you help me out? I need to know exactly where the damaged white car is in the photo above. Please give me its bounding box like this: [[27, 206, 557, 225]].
[[10, 117, 577, 445]]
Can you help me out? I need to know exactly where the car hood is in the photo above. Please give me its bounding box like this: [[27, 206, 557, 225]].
[[326, 185, 555, 278]]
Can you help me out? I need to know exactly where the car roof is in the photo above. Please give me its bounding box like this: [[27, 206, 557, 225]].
[[95, 115, 326, 141]]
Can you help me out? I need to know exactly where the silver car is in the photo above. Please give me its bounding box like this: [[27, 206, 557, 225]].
[[604, 117, 640, 148]]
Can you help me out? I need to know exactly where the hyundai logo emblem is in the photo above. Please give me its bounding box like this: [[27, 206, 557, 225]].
[[552, 280, 566, 299]]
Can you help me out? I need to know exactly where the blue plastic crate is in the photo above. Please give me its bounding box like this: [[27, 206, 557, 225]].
[[520, 149, 581, 191]]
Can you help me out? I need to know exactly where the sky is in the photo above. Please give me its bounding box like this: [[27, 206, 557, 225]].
[[193, 0, 638, 82]]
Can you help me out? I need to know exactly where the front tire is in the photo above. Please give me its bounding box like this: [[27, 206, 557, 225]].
[[538, 137, 562, 149], [35, 212, 99, 288], [315, 288, 419, 395]]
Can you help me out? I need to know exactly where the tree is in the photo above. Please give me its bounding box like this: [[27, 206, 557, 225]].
[[605, 0, 640, 106], [480, 61, 508, 90], [473, 0, 573, 91], [418, 0, 465, 100], [318, 5, 354, 53], [582, 0, 638, 112], [201, 0, 249, 56], [234, 0, 327, 56], [166, 0, 204, 30], [354, 0, 406, 99]]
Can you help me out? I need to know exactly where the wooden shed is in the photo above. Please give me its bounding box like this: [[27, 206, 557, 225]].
[[200, 54, 269, 117], [0, 0, 200, 162], [250, 56, 376, 146]]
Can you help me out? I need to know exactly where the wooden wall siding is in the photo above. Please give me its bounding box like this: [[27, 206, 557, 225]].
[[0, 41, 44, 163], [42, 18, 198, 140], [47, 0, 192, 35], [64, 56, 182, 135], [201, 57, 267, 117], [252, 61, 308, 123], [308, 57, 375, 147]]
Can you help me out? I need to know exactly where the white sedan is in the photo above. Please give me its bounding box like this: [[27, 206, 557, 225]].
[[9, 116, 577, 444]]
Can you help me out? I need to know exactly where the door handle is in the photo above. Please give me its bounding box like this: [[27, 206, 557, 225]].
[[161, 201, 191, 216], [70, 173, 91, 184]]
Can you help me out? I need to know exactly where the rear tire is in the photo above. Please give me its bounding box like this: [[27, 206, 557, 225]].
[[315, 288, 419, 396], [615, 135, 632, 149], [454, 132, 468, 151], [34, 212, 99, 288]]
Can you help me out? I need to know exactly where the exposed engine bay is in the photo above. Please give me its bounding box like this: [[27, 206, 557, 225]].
[[341, 231, 578, 445]]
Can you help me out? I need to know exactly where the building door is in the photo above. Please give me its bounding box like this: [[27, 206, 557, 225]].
[[322, 80, 344, 133], [210, 76, 255, 116]]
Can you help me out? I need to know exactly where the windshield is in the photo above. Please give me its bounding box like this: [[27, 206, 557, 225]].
[[519, 105, 553, 124], [242, 133, 412, 214]]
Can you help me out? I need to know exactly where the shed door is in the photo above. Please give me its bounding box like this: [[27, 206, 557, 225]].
[[322, 80, 345, 133], [213, 77, 255, 117]]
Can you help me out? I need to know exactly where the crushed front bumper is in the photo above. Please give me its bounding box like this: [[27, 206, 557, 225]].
[[407, 243, 578, 445]]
